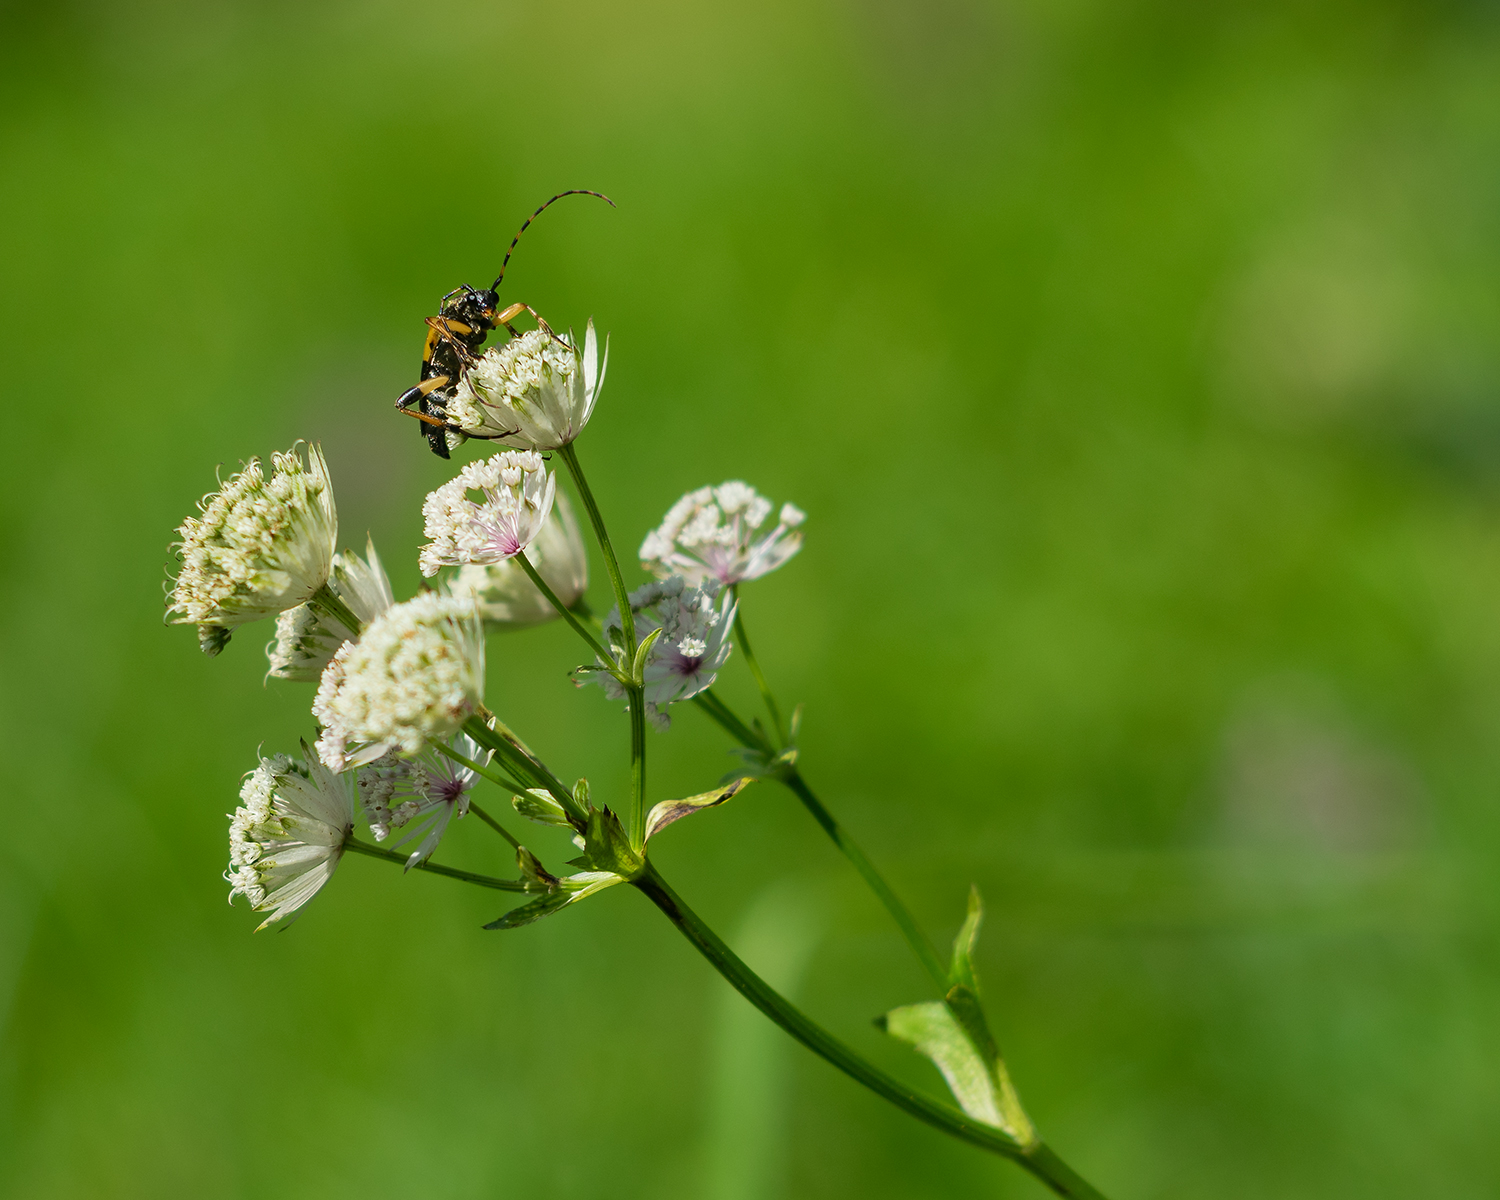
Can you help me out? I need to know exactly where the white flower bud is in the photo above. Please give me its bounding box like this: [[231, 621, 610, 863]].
[[168, 444, 338, 655], [419, 450, 556, 578], [313, 594, 485, 770], [226, 747, 353, 930], [447, 494, 589, 628], [640, 481, 803, 587], [266, 538, 394, 682], [446, 320, 607, 451]]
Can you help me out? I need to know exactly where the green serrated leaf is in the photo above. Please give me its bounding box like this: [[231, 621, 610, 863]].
[[484, 871, 625, 930], [512, 789, 572, 828], [949, 884, 983, 994], [516, 846, 558, 888], [577, 806, 643, 877], [644, 778, 752, 841]]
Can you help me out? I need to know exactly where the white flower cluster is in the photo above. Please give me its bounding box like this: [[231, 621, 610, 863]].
[[419, 450, 556, 577], [226, 750, 353, 930], [266, 539, 393, 681], [640, 481, 804, 587], [446, 321, 606, 451], [168, 444, 338, 655], [448, 494, 589, 627], [314, 593, 485, 770], [358, 733, 488, 867], [592, 577, 736, 729]]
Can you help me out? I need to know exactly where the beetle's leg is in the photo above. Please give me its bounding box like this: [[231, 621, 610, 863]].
[[494, 301, 570, 349], [395, 373, 452, 412]]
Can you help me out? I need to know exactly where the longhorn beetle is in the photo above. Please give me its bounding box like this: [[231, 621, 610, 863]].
[[394, 189, 615, 458]]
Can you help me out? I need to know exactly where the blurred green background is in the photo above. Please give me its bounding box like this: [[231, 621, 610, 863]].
[[4, 0, 1500, 1195]]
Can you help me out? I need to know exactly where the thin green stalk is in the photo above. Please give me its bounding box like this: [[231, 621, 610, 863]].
[[633, 864, 1107, 1200], [435, 740, 530, 802], [462, 716, 584, 824], [515, 550, 613, 661], [694, 689, 948, 992], [556, 442, 647, 844], [308, 583, 362, 637], [344, 836, 531, 892], [468, 800, 522, 851], [728, 586, 785, 746]]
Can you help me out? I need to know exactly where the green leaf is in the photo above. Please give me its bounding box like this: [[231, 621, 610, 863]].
[[576, 806, 643, 878], [484, 871, 625, 930], [512, 788, 572, 828], [949, 884, 983, 994], [516, 846, 558, 888], [631, 626, 665, 682], [644, 778, 752, 841]]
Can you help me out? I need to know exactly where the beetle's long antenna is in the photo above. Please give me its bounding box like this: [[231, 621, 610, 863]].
[[491, 190, 615, 293]]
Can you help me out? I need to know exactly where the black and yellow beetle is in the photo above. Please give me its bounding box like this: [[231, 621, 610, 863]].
[[394, 189, 613, 458]]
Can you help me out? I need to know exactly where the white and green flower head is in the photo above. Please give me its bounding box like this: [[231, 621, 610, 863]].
[[590, 577, 736, 730], [445, 321, 607, 451], [640, 481, 804, 587], [419, 450, 556, 578], [168, 443, 338, 656], [447, 493, 588, 628], [226, 746, 354, 930], [358, 732, 490, 867], [314, 593, 485, 771], [266, 537, 394, 682]]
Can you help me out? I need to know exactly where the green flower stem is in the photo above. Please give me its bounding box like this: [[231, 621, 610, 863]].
[[344, 836, 532, 892], [308, 583, 362, 637], [434, 741, 530, 802], [467, 800, 522, 851], [633, 864, 1107, 1200], [556, 442, 647, 845], [728, 585, 785, 746], [463, 715, 584, 824], [694, 687, 949, 992], [515, 550, 613, 662]]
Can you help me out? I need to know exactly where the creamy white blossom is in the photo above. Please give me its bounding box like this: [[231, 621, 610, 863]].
[[358, 733, 489, 867], [226, 748, 354, 930], [419, 450, 556, 577], [266, 538, 394, 681], [588, 578, 736, 729], [447, 493, 589, 628], [445, 321, 606, 451], [168, 444, 338, 655], [640, 482, 804, 587], [314, 593, 485, 770]]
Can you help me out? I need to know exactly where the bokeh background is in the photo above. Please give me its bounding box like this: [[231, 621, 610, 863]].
[[4, 0, 1500, 1196]]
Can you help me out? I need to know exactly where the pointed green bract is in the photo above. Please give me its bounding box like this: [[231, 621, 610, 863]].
[[512, 788, 573, 828], [485, 870, 625, 930], [949, 884, 983, 994], [643, 778, 751, 841]]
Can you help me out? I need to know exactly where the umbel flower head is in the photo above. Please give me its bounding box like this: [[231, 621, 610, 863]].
[[266, 538, 394, 682], [590, 578, 736, 729], [447, 493, 589, 628], [226, 747, 354, 930], [445, 321, 606, 451], [640, 481, 804, 587], [168, 443, 338, 656], [419, 450, 556, 577], [314, 593, 485, 771], [358, 732, 489, 867]]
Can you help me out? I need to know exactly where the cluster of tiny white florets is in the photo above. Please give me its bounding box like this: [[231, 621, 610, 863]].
[[226, 750, 353, 930], [168, 444, 338, 655], [593, 577, 736, 729], [419, 450, 556, 577], [447, 494, 589, 627], [446, 321, 606, 451], [313, 594, 485, 770], [267, 538, 394, 681], [640, 481, 805, 587], [358, 733, 488, 867]]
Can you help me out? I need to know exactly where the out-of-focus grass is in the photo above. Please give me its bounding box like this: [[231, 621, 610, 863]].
[[3, 0, 1500, 1196]]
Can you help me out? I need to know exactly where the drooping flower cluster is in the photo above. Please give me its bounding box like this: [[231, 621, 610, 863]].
[[267, 539, 394, 681], [640, 481, 804, 587], [168, 444, 338, 655], [445, 322, 606, 451], [419, 450, 556, 577], [313, 593, 485, 770], [358, 733, 489, 867], [448, 493, 589, 628], [225, 748, 354, 930], [590, 577, 736, 729]]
